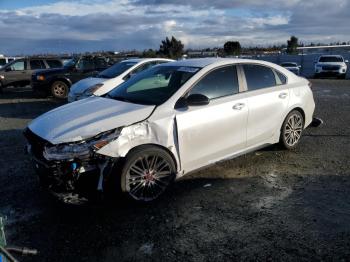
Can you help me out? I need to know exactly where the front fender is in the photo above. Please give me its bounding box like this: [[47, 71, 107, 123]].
[[49, 76, 72, 87], [96, 118, 182, 173]]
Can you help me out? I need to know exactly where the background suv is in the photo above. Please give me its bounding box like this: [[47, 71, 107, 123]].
[[0, 57, 63, 93], [280, 62, 301, 75], [32, 56, 109, 98], [314, 55, 348, 79]]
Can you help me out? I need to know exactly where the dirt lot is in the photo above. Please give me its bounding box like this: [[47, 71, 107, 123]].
[[0, 79, 350, 261]]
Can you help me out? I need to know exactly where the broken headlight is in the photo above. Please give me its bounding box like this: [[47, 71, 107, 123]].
[[43, 128, 122, 161]]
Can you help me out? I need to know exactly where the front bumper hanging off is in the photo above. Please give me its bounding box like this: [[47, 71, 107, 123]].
[[24, 129, 116, 204]]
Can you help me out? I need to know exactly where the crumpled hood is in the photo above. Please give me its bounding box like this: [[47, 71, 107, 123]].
[[70, 77, 106, 94], [28, 96, 155, 144]]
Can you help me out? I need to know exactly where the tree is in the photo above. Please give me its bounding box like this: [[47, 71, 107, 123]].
[[142, 49, 157, 58], [286, 36, 299, 54], [223, 41, 241, 56], [159, 36, 184, 59]]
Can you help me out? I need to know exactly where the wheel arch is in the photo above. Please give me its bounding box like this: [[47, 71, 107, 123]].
[[49, 77, 72, 88], [122, 143, 179, 171], [291, 107, 306, 126], [281, 106, 306, 130]]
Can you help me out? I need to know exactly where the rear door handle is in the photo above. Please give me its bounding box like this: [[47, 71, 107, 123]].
[[279, 92, 288, 99], [232, 103, 245, 110]]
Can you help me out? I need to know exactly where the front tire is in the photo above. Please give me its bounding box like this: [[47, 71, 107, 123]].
[[51, 81, 68, 99], [280, 110, 304, 150], [115, 146, 176, 202]]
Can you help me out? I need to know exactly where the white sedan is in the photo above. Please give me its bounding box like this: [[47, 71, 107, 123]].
[[25, 58, 315, 203], [68, 58, 173, 102]]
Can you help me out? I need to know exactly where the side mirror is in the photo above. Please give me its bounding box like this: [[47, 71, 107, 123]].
[[175, 94, 210, 109], [186, 94, 210, 106], [5, 67, 11, 72]]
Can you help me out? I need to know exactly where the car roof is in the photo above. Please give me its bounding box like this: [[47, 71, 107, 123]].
[[122, 58, 173, 63], [157, 58, 280, 68]]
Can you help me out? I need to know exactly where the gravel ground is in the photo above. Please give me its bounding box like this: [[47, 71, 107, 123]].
[[0, 79, 349, 261]]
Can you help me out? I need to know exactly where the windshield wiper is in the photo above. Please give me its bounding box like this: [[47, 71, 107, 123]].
[[108, 95, 134, 103]]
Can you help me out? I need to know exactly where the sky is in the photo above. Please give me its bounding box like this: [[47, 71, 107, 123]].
[[0, 0, 349, 55]]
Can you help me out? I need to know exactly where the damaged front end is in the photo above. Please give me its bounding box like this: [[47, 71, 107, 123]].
[[23, 128, 121, 204]]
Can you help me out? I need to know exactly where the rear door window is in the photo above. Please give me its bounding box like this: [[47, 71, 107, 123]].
[[243, 64, 276, 91], [46, 60, 63, 68], [30, 60, 46, 70], [189, 66, 239, 99]]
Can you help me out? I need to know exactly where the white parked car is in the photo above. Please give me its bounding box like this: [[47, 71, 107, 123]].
[[314, 55, 348, 79], [280, 62, 301, 75], [24, 58, 315, 203], [68, 58, 173, 102]]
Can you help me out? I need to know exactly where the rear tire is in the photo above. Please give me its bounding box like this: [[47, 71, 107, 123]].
[[110, 146, 176, 202], [279, 110, 304, 150], [51, 81, 68, 99]]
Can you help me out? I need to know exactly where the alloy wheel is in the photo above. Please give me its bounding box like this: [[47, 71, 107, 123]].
[[125, 154, 174, 201], [284, 113, 303, 146]]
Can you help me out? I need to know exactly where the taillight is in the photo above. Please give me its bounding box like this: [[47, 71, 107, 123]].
[[308, 81, 312, 88]]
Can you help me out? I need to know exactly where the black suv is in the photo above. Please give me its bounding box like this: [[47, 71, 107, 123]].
[[0, 57, 63, 93], [32, 56, 109, 98]]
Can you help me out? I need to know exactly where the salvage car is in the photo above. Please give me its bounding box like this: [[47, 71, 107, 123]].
[[68, 58, 173, 102], [0, 57, 63, 93], [24, 58, 315, 203], [280, 62, 301, 75], [31, 56, 109, 99], [314, 55, 348, 79]]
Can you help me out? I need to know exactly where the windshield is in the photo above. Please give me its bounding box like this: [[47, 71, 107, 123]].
[[319, 56, 343, 62], [98, 61, 138, 78], [281, 63, 297, 67], [107, 65, 200, 105]]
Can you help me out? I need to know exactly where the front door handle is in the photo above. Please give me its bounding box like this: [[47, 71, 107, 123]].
[[279, 92, 288, 99], [232, 103, 245, 110]]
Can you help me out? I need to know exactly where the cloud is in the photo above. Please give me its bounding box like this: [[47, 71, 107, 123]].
[[0, 0, 349, 54]]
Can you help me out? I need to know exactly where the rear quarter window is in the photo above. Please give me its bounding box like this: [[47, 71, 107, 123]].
[[243, 64, 276, 91], [30, 60, 46, 70], [275, 70, 287, 85]]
